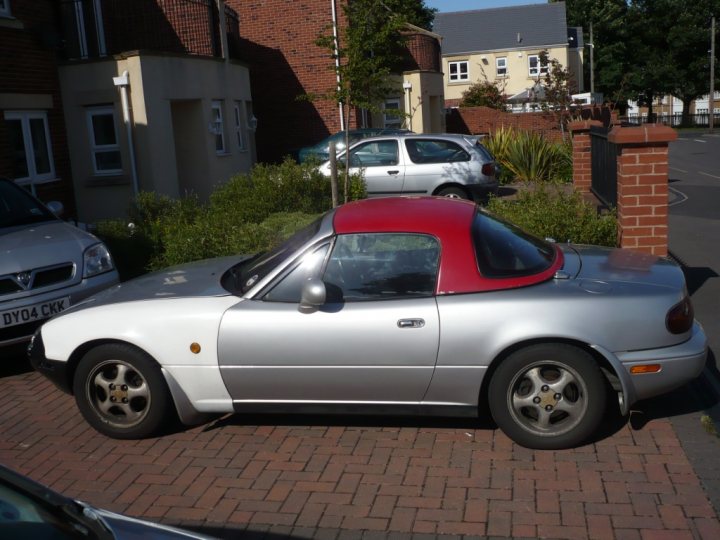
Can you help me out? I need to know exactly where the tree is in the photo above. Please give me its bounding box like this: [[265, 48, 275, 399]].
[[314, 0, 436, 203], [459, 80, 507, 109], [538, 51, 579, 135]]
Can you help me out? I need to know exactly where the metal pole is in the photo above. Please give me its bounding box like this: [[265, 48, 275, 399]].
[[710, 16, 715, 132], [589, 22, 595, 100]]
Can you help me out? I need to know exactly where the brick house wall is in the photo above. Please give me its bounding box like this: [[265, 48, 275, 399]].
[[228, 0, 352, 163], [0, 0, 75, 214]]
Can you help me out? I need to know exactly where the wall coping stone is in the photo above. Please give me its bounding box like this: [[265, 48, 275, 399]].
[[568, 120, 602, 133], [608, 124, 678, 145]]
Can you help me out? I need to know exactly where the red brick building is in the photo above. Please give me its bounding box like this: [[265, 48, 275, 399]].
[[229, 0, 444, 163], [0, 0, 76, 213]]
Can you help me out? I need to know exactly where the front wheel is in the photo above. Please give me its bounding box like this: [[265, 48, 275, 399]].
[[488, 344, 606, 449], [73, 344, 174, 439]]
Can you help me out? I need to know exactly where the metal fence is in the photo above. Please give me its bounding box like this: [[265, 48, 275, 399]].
[[590, 126, 617, 208], [623, 112, 720, 128]]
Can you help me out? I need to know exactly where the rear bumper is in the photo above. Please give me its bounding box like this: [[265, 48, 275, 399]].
[[617, 322, 708, 404]]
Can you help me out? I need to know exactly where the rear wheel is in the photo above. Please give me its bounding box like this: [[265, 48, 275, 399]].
[[488, 344, 606, 449], [436, 186, 469, 199], [73, 344, 174, 439]]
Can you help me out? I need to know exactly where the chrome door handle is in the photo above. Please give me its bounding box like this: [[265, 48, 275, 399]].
[[397, 318, 425, 328], [387, 170, 400, 175]]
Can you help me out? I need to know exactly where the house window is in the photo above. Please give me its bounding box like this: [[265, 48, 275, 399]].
[[528, 55, 548, 77], [0, 1, 11, 17], [234, 102, 246, 151], [86, 106, 122, 174], [211, 100, 226, 154], [448, 61, 469, 82], [4, 111, 55, 186], [496, 57, 507, 77], [383, 99, 402, 128]]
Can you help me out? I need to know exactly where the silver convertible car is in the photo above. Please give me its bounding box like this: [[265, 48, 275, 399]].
[[29, 197, 706, 449]]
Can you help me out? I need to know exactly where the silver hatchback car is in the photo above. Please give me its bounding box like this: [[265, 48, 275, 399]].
[[0, 178, 119, 347], [319, 133, 498, 200]]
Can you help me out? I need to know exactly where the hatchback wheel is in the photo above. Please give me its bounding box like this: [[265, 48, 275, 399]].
[[437, 186, 469, 199], [488, 344, 606, 449], [73, 344, 174, 439]]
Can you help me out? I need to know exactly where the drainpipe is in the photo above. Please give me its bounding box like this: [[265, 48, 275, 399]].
[[331, 0, 344, 130], [113, 71, 139, 196], [216, 0, 229, 62]]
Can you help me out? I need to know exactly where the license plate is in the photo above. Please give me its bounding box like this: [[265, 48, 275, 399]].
[[0, 297, 71, 328]]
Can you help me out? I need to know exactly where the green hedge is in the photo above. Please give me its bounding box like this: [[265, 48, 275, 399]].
[[486, 183, 617, 247], [97, 159, 365, 277]]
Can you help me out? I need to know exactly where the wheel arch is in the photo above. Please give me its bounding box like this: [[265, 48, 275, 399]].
[[65, 338, 136, 395], [478, 337, 628, 417]]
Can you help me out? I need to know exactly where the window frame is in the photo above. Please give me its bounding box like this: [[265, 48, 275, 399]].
[[211, 100, 226, 154], [3, 110, 56, 187], [233, 101, 247, 151], [0, 0, 10, 17], [528, 54, 548, 77], [348, 139, 399, 168], [85, 105, 122, 175], [383, 98, 402, 129], [496, 57, 507, 77], [448, 60, 469, 82]]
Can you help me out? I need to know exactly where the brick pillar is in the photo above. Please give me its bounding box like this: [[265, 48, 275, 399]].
[[607, 125, 677, 256], [568, 120, 602, 193]]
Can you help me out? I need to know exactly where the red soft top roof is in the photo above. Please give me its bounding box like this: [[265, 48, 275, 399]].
[[332, 196, 562, 294]]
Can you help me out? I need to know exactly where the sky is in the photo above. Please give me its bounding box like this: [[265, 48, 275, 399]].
[[425, 0, 546, 12]]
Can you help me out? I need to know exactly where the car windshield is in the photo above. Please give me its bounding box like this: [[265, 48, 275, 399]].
[[223, 217, 324, 295], [472, 210, 555, 277], [0, 180, 56, 229]]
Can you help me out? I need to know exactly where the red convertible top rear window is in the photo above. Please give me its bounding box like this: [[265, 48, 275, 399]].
[[472, 211, 555, 278]]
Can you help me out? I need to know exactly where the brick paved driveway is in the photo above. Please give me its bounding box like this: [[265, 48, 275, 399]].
[[1, 357, 719, 540]]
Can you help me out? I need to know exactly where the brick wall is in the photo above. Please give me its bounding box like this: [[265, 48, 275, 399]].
[[227, 0, 351, 162], [0, 1, 76, 215], [447, 105, 618, 142], [402, 32, 440, 72]]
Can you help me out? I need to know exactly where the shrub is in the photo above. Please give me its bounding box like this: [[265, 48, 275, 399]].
[[459, 80, 507, 110], [101, 159, 367, 275], [486, 183, 617, 247], [484, 127, 572, 184]]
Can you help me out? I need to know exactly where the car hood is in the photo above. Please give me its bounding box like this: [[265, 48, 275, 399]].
[[88, 504, 216, 539], [0, 220, 99, 273], [561, 244, 685, 291], [64, 255, 248, 313]]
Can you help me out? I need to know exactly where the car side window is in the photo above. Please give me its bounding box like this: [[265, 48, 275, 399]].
[[348, 140, 399, 167], [262, 244, 330, 302], [322, 233, 440, 302], [405, 139, 470, 164]]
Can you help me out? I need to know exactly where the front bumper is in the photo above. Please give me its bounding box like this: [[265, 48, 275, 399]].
[[617, 322, 708, 403], [27, 329, 72, 394]]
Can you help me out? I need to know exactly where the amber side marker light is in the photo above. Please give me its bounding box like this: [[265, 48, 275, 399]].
[[630, 364, 661, 374], [190, 343, 201, 354]]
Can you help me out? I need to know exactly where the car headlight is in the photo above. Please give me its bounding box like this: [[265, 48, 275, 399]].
[[83, 243, 115, 278]]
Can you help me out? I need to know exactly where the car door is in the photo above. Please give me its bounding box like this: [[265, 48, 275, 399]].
[[402, 138, 474, 194], [217, 233, 440, 405], [347, 139, 405, 196]]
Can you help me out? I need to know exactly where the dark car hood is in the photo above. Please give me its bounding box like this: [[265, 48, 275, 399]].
[[0, 220, 99, 273], [561, 244, 685, 291]]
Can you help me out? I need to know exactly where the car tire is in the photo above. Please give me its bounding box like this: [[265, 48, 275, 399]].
[[73, 343, 174, 439], [436, 186, 469, 199], [488, 344, 606, 450]]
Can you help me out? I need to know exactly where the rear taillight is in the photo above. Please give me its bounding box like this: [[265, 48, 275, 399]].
[[666, 296, 694, 334], [481, 163, 495, 176]]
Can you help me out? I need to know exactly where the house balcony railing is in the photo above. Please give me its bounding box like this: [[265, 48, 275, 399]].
[[60, 0, 241, 61]]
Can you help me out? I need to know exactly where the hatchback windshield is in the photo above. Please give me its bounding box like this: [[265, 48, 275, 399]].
[[472, 210, 555, 277], [0, 179, 55, 229]]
